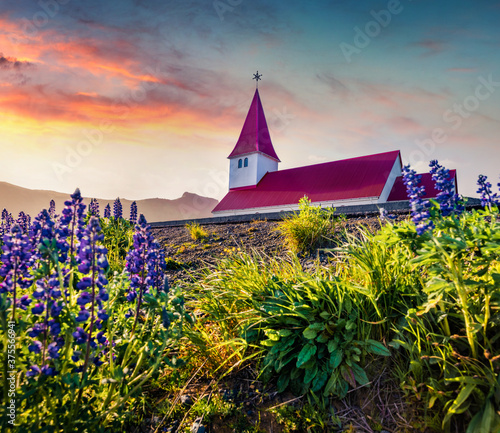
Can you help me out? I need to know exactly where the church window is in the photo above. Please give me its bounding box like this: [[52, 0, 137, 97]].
[[238, 159, 242, 168], [244, 157, 248, 167]]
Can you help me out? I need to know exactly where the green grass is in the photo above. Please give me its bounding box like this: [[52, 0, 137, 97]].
[[277, 196, 345, 254], [185, 222, 208, 242]]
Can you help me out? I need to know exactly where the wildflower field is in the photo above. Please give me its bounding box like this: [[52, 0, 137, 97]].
[[1, 161, 499, 433]]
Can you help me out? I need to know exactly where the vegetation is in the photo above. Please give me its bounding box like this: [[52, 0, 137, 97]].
[[277, 196, 345, 254], [1, 163, 499, 432], [185, 222, 208, 242]]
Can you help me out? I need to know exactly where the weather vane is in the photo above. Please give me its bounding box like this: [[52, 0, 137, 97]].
[[253, 71, 262, 88]]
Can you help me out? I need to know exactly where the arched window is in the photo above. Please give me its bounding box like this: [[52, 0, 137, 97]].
[[244, 157, 248, 167], [238, 159, 242, 168]]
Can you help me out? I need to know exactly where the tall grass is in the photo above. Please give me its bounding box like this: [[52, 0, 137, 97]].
[[185, 222, 208, 242], [277, 196, 345, 254]]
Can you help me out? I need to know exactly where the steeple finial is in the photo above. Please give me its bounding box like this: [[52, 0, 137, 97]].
[[253, 71, 262, 88]]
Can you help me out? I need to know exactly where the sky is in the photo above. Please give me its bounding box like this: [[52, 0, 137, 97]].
[[0, 0, 499, 202]]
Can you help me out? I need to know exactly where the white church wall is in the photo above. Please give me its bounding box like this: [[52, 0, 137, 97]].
[[228, 153, 259, 189], [256, 153, 278, 183], [378, 154, 402, 203]]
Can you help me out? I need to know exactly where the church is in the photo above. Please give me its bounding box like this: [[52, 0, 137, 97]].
[[212, 80, 457, 217]]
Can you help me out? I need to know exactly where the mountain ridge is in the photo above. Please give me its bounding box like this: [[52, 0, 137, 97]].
[[0, 181, 218, 223]]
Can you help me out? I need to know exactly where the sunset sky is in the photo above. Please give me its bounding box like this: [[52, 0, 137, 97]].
[[1, 0, 499, 202]]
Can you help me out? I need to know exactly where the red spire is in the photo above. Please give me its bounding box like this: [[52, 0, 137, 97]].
[[227, 89, 280, 161]]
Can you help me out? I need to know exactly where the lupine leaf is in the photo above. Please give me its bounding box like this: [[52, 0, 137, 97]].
[[296, 343, 317, 368]]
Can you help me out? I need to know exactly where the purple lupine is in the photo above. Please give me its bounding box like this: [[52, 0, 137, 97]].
[[104, 204, 111, 219], [0, 224, 32, 321], [477, 175, 499, 209], [113, 198, 123, 220], [129, 201, 138, 224], [27, 274, 66, 373], [147, 240, 167, 292], [2, 209, 14, 235], [59, 188, 87, 261], [125, 214, 159, 333], [75, 216, 109, 374], [17, 211, 31, 234], [88, 199, 100, 217], [30, 209, 69, 264], [49, 200, 56, 218], [402, 165, 434, 235], [429, 160, 463, 216]]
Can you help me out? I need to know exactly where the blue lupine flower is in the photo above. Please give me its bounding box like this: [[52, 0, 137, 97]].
[[477, 174, 499, 208], [402, 165, 434, 235], [73, 327, 88, 345], [28, 323, 45, 338], [29, 340, 43, 354], [88, 198, 100, 217], [26, 365, 41, 377], [17, 211, 31, 233], [77, 292, 92, 305], [49, 320, 61, 336], [76, 308, 90, 322], [19, 294, 32, 310], [48, 342, 61, 359], [429, 160, 463, 216], [129, 201, 138, 224], [96, 331, 107, 344], [0, 224, 33, 320], [49, 200, 56, 218], [126, 290, 137, 302], [92, 356, 104, 367], [104, 204, 111, 218], [41, 365, 57, 376], [30, 209, 69, 263], [59, 188, 87, 262], [72, 350, 82, 362], [113, 198, 123, 219], [50, 302, 64, 318], [97, 310, 109, 321], [32, 303, 45, 315]]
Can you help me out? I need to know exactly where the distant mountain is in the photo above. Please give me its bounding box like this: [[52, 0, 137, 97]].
[[0, 182, 219, 222]]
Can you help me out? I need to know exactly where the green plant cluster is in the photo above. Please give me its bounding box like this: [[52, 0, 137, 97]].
[[278, 196, 345, 254], [185, 222, 208, 242], [187, 204, 500, 432]]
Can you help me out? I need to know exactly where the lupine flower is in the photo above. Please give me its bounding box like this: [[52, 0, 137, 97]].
[[104, 204, 111, 218], [30, 209, 69, 264], [17, 211, 31, 233], [29, 340, 43, 354], [49, 200, 56, 218], [75, 217, 109, 373], [125, 214, 164, 332], [73, 327, 88, 345], [429, 160, 463, 216], [0, 224, 32, 321], [477, 174, 499, 209], [1, 209, 14, 235], [88, 199, 100, 217], [129, 201, 138, 224], [402, 165, 434, 235], [113, 198, 123, 219], [59, 188, 87, 261], [26, 365, 41, 377]]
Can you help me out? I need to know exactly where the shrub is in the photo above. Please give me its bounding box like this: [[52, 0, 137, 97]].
[[185, 222, 208, 242], [278, 196, 344, 254]]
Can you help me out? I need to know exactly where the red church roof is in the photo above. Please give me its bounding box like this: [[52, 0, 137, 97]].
[[213, 150, 401, 213], [387, 170, 457, 201], [227, 89, 280, 162]]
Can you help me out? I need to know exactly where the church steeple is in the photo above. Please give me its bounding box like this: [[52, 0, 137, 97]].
[[227, 88, 280, 162], [227, 78, 280, 190]]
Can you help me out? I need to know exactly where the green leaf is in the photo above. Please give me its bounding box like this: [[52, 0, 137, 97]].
[[303, 328, 318, 340], [278, 329, 293, 337], [311, 368, 328, 392], [345, 320, 356, 331], [316, 332, 329, 344], [329, 349, 343, 369], [261, 339, 278, 347], [327, 340, 338, 353], [340, 365, 356, 388], [296, 343, 317, 368], [364, 340, 391, 357], [351, 362, 369, 386], [443, 384, 476, 429], [319, 311, 330, 320], [277, 374, 290, 393], [304, 363, 318, 384]]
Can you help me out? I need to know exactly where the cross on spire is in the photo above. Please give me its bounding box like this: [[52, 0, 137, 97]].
[[253, 71, 262, 88]]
